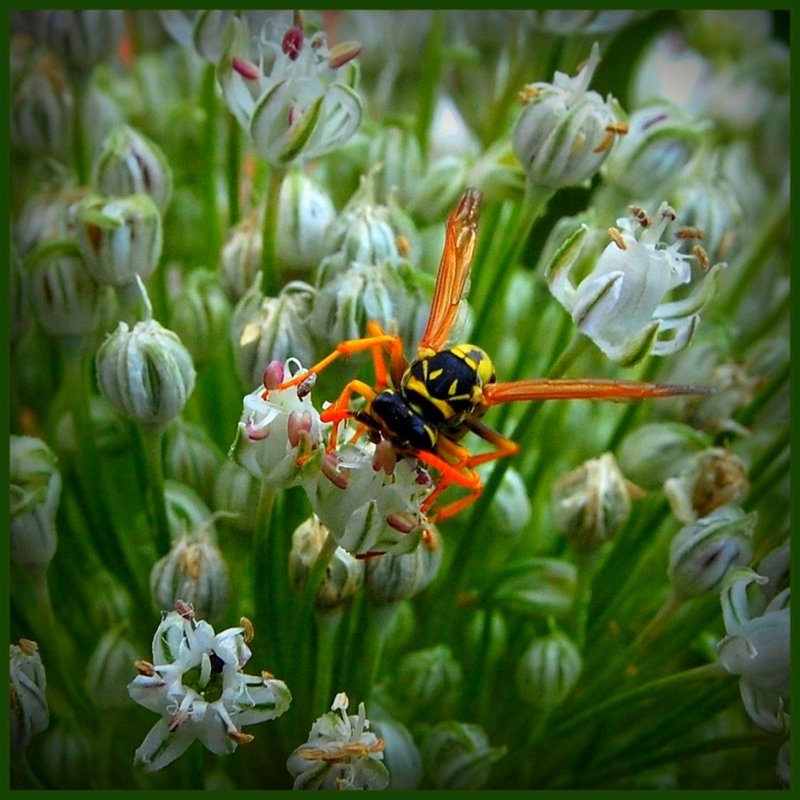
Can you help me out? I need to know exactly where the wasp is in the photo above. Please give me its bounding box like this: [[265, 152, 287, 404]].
[[278, 188, 704, 521]]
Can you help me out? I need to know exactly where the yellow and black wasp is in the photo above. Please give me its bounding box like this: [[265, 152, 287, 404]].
[[278, 188, 704, 521]]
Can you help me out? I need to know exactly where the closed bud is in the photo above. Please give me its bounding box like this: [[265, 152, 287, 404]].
[[289, 516, 364, 611], [513, 43, 625, 189], [34, 10, 125, 74], [219, 208, 263, 303], [150, 530, 229, 621], [27, 241, 103, 339], [664, 447, 749, 524], [85, 627, 140, 708], [421, 721, 506, 789], [170, 269, 232, 368], [367, 122, 424, 205], [371, 717, 422, 790], [13, 183, 89, 258], [365, 526, 442, 605], [230, 281, 316, 391], [74, 193, 163, 288], [516, 627, 583, 710], [552, 453, 632, 550], [465, 610, 508, 668], [10, 639, 49, 752], [163, 418, 225, 505], [165, 480, 214, 542], [55, 397, 129, 457], [92, 124, 174, 213], [11, 49, 72, 157], [395, 645, 462, 717], [10, 435, 61, 574], [683, 363, 759, 436], [484, 466, 532, 535], [668, 505, 756, 598], [37, 722, 92, 788], [617, 422, 711, 490], [488, 558, 577, 618], [213, 460, 260, 532], [96, 319, 196, 431], [407, 155, 471, 226], [466, 139, 527, 204]]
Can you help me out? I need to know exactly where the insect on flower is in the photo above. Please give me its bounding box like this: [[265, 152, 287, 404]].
[[277, 188, 708, 521]]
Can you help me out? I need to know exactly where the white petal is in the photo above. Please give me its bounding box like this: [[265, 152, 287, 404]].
[[134, 717, 196, 772]]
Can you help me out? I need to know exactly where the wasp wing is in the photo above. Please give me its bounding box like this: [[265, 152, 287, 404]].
[[483, 379, 711, 405], [417, 187, 483, 356]]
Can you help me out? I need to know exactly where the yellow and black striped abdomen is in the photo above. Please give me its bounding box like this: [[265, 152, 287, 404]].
[[402, 345, 496, 426]]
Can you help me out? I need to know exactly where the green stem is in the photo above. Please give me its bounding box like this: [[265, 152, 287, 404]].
[[358, 602, 399, 700], [201, 62, 221, 264], [745, 442, 789, 511], [605, 355, 662, 452], [312, 608, 343, 716], [260, 166, 286, 297], [70, 74, 89, 184], [570, 548, 605, 650], [415, 10, 445, 153], [226, 110, 242, 227], [139, 427, 171, 558], [252, 484, 276, 661]]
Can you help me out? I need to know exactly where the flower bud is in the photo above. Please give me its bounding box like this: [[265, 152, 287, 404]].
[[27, 241, 103, 338], [213, 460, 260, 532], [74, 193, 163, 288], [10, 435, 60, 574], [484, 466, 532, 535], [85, 627, 140, 708], [219, 207, 263, 303], [465, 610, 508, 668], [150, 530, 229, 621], [230, 281, 316, 391], [488, 558, 577, 618], [664, 448, 749, 524], [11, 50, 72, 157], [92, 124, 174, 213], [516, 627, 583, 710], [54, 398, 129, 459], [371, 717, 422, 789], [421, 721, 505, 789], [289, 516, 364, 611], [13, 183, 89, 258], [34, 10, 126, 74], [170, 269, 232, 368], [683, 363, 759, 436], [96, 318, 196, 431], [668, 505, 756, 598], [680, 10, 773, 60], [756, 538, 790, 604], [231, 361, 325, 491], [407, 155, 471, 226], [552, 453, 633, 550], [513, 43, 625, 189], [395, 645, 462, 717], [163, 418, 226, 505], [37, 722, 92, 788], [617, 422, 710, 490], [10, 639, 49, 752], [367, 122, 424, 205], [164, 480, 214, 543], [365, 526, 442, 605]]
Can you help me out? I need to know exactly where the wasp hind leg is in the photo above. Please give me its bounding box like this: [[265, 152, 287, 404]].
[[320, 380, 377, 451]]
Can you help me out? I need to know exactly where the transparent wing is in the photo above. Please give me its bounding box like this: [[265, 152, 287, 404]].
[[483, 379, 711, 405], [417, 187, 483, 355]]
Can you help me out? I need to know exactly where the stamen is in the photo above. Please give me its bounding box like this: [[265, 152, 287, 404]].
[[518, 84, 539, 104], [386, 511, 418, 533], [18, 639, 38, 656], [372, 440, 397, 474], [262, 360, 285, 391], [287, 410, 313, 448], [229, 730, 255, 745], [675, 226, 705, 240], [175, 599, 195, 619], [328, 41, 362, 69], [134, 659, 156, 676], [240, 617, 254, 643], [692, 244, 710, 270], [232, 57, 260, 81], [628, 205, 652, 228], [608, 227, 627, 250], [282, 26, 304, 60], [321, 453, 349, 489], [296, 372, 317, 398]]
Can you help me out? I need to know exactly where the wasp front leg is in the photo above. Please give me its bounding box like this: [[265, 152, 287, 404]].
[[320, 380, 377, 451]]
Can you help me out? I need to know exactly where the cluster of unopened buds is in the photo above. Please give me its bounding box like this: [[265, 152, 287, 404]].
[[232, 359, 434, 558]]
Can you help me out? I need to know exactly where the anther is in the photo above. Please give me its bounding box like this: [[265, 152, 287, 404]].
[[608, 227, 627, 250], [628, 205, 652, 227]]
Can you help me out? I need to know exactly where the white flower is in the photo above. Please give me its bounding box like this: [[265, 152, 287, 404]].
[[230, 359, 325, 490], [287, 692, 389, 789], [717, 569, 790, 734], [10, 639, 49, 752], [546, 202, 723, 364], [127, 607, 291, 772]]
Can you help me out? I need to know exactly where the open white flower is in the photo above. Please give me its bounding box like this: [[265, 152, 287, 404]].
[[546, 202, 724, 364], [128, 606, 291, 772]]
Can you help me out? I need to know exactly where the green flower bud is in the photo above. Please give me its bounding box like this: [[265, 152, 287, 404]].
[[371, 717, 422, 789], [513, 43, 625, 189], [484, 466, 532, 535], [92, 124, 174, 213], [289, 516, 364, 611], [367, 122, 424, 205], [466, 139, 526, 204], [150, 530, 229, 621], [365, 527, 442, 605], [74, 193, 163, 288], [664, 447, 749, 524], [421, 721, 506, 789], [219, 207, 263, 303], [488, 558, 577, 618], [96, 319, 196, 431], [10, 639, 49, 752], [552, 453, 632, 550], [617, 422, 711, 490], [13, 183, 89, 257], [54, 396, 129, 457], [163, 418, 226, 506], [27, 241, 103, 338], [85, 627, 140, 708], [680, 10, 772, 60], [10, 435, 60, 574], [668, 505, 756, 598], [407, 155, 471, 226], [37, 722, 92, 788], [169, 270, 232, 369], [395, 645, 462, 717], [230, 281, 316, 391], [11, 49, 72, 157], [164, 480, 214, 542], [683, 363, 759, 436], [465, 610, 508, 669], [756, 538, 790, 603], [213, 460, 260, 532], [516, 627, 583, 710]]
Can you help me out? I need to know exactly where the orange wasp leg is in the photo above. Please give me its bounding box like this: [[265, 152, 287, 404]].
[[320, 379, 376, 451]]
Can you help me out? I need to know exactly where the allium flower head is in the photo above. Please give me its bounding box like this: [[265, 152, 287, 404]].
[[287, 692, 389, 789], [218, 13, 363, 166], [546, 202, 724, 364], [128, 605, 291, 772]]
